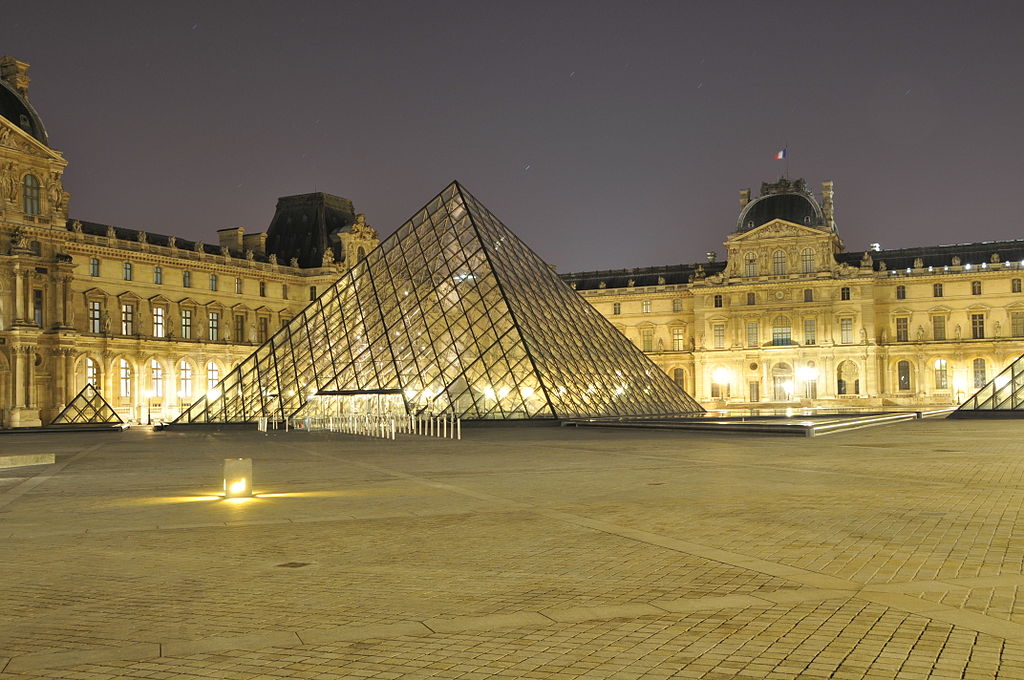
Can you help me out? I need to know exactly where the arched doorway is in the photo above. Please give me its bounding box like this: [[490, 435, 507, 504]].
[[837, 361, 860, 395], [771, 362, 793, 401]]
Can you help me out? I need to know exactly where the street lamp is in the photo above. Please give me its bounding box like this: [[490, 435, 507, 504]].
[[143, 389, 155, 425], [711, 367, 732, 400]]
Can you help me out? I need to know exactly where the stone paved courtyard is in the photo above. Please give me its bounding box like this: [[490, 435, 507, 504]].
[[2, 419, 1024, 678]]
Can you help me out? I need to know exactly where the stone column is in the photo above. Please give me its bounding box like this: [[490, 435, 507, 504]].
[[12, 344, 27, 409], [12, 264, 25, 324], [64, 350, 77, 403]]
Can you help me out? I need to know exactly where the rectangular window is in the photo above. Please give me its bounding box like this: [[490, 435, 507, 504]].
[[259, 281, 266, 297], [1014, 279, 1022, 293], [932, 316, 946, 341], [123, 262, 132, 281], [972, 313, 985, 339], [209, 274, 218, 291], [309, 285, 317, 301], [181, 309, 192, 339], [258, 317, 268, 343], [841, 317, 853, 344], [151, 360, 164, 398], [120, 303, 134, 335], [803, 289, 813, 302], [119, 361, 131, 399], [235, 277, 243, 294], [713, 295, 723, 308], [152, 307, 165, 338], [804, 318, 816, 345], [672, 299, 682, 312], [234, 314, 245, 342], [641, 329, 654, 352], [88, 301, 101, 333], [673, 328, 686, 351], [153, 266, 162, 284], [183, 270, 192, 288], [840, 287, 850, 300], [746, 292, 755, 305], [89, 257, 100, 276], [713, 324, 725, 349], [612, 302, 621, 315], [896, 285, 906, 300], [896, 317, 909, 342], [33, 289, 43, 327], [1013, 311, 1024, 337], [746, 322, 759, 348], [935, 359, 948, 389], [208, 312, 219, 341], [282, 284, 289, 300], [772, 323, 791, 346], [933, 283, 943, 297], [641, 300, 651, 313]]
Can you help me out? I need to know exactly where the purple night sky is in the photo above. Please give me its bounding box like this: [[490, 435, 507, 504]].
[[5, 1, 1024, 273]]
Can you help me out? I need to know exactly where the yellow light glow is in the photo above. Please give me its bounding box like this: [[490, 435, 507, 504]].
[[208, 389, 222, 401], [521, 386, 535, 399], [483, 386, 496, 400], [796, 366, 818, 381], [229, 478, 248, 495], [498, 386, 510, 399], [995, 374, 1011, 389], [711, 368, 732, 385]]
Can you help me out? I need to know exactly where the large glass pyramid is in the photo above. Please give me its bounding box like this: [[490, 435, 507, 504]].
[[50, 384, 123, 426], [951, 354, 1024, 417], [177, 182, 702, 423]]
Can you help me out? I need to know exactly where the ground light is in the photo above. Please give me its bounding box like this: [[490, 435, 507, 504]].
[[223, 457, 253, 498]]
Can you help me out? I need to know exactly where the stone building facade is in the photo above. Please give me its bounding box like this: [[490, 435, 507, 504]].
[[562, 177, 1024, 408], [0, 58, 378, 427]]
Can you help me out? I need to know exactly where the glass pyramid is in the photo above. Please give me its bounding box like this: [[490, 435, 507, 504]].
[[50, 384, 123, 425], [952, 354, 1024, 417], [177, 182, 703, 423]]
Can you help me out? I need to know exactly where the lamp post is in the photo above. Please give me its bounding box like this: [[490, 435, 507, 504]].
[[144, 389, 154, 425]]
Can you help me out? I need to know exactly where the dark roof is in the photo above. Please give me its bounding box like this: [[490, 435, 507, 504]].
[[0, 79, 48, 145], [737, 193, 824, 231], [265, 193, 355, 268], [839, 240, 1024, 271], [561, 261, 727, 291], [69, 219, 272, 263]]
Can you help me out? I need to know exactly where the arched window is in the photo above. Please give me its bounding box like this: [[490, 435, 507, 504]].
[[772, 250, 787, 275], [358, 246, 366, 260], [771, 316, 791, 346], [22, 174, 41, 215], [150, 360, 164, 398], [119, 359, 132, 398], [207, 362, 220, 392], [744, 253, 758, 277], [971, 280, 982, 295], [801, 249, 815, 273], [897, 361, 911, 391], [178, 360, 193, 398], [85, 358, 98, 386], [973, 358, 987, 389], [672, 368, 685, 389], [837, 360, 860, 395]]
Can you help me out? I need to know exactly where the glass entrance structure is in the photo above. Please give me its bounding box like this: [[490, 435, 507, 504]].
[[951, 353, 1024, 417], [50, 384, 123, 426], [176, 182, 702, 423]]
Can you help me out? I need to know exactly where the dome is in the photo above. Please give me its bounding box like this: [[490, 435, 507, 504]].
[[736, 178, 826, 232], [0, 79, 48, 146]]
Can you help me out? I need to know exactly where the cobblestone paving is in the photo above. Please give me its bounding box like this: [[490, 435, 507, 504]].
[[3, 419, 1024, 678]]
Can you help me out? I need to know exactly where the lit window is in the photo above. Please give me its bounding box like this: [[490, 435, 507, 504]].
[[934, 359, 948, 389], [840, 287, 851, 301], [120, 303, 134, 335], [210, 274, 218, 291], [746, 322, 759, 347], [641, 328, 654, 352], [153, 266, 162, 284], [123, 262, 132, 281], [801, 249, 814, 273], [1013, 311, 1024, 337], [933, 283, 943, 297], [971, 313, 985, 339], [896, 285, 906, 300], [932, 316, 946, 341], [804, 318, 816, 345], [971, 281, 982, 295], [22, 174, 41, 215], [713, 324, 725, 349], [772, 250, 786, 275], [178, 361, 193, 398], [803, 289, 813, 303], [772, 316, 791, 346], [713, 295, 723, 308], [612, 302, 621, 315], [119, 359, 132, 398], [89, 258, 100, 277], [86, 358, 98, 386], [744, 253, 758, 277], [208, 312, 219, 341], [181, 309, 192, 339], [207, 362, 220, 392], [88, 301, 102, 333], [973, 358, 987, 389], [152, 307, 165, 337], [641, 300, 651, 313], [840, 318, 854, 344], [33, 289, 42, 326], [673, 328, 686, 351], [183, 270, 192, 288], [896, 317, 909, 342], [897, 361, 911, 391], [151, 360, 164, 398]]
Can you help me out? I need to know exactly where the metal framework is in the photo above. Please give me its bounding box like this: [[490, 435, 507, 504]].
[[50, 384, 123, 425], [953, 353, 1024, 416], [176, 182, 702, 423]]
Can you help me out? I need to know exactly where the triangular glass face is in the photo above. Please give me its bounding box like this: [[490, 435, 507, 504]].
[[954, 354, 1024, 414], [177, 182, 703, 423], [50, 384, 123, 425]]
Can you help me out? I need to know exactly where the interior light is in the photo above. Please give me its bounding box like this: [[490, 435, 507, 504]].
[[995, 374, 1011, 389], [223, 458, 253, 498], [711, 367, 732, 385]]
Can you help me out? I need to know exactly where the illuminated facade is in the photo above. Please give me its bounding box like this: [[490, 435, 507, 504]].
[[0, 58, 378, 427], [563, 178, 1024, 408]]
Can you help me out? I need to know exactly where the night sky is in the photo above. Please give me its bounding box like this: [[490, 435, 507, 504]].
[[5, 1, 1024, 273]]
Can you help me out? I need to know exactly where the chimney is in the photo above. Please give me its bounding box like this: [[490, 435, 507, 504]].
[[739, 189, 750, 207], [821, 181, 834, 229], [0, 57, 31, 99], [217, 227, 245, 253]]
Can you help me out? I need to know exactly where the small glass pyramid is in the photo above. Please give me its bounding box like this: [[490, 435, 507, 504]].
[[952, 354, 1024, 417], [50, 384, 123, 425], [177, 182, 703, 423]]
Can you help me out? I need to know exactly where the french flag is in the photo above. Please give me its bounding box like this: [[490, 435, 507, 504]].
[[775, 148, 787, 160]]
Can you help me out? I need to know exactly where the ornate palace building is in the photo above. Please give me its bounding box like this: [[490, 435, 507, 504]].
[[561, 178, 1024, 408], [0, 58, 378, 427]]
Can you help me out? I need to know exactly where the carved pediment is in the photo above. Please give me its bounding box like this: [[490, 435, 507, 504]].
[[729, 219, 825, 241], [147, 294, 172, 305], [0, 118, 65, 161], [177, 296, 200, 307], [116, 290, 142, 301]]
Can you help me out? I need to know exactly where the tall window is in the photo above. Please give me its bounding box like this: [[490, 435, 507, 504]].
[[282, 284, 289, 299], [840, 317, 853, 344], [1014, 279, 1022, 294], [152, 307, 165, 337], [89, 257, 100, 277], [207, 362, 220, 392], [971, 281, 982, 295], [801, 249, 815, 273], [934, 359, 948, 389], [235, 277, 243, 294], [897, 361, 911, 391], [642, 300, 651, 313], [259, 280, 266, 297], [933, 283, 943, 297], [22, 174, 41, 215], [672, 368, 685, 388], [746, 292, 755, 305], [178, 361, 193, 398], [840, 287, 851, 301], [803, 289, 813, 303], [208, 312, 219, 341], [33, 289, 43, 326], [183, 270, 192, 288], [932, 316, 946, 341], [744, 253, 758, 277], [88, 301, 102, 333], [672, 299, 682, 312], [746, 321, 759, 347], [971, 313, 985, 339], [1013, 311, 1024, 337], [153, 266, 162, 284], [973, 358, 987, 389], [150, 360, 164, 398], [772, 250, 787, 275], [673, 328, 686, 351], [612, 302, 621, 315], [181, 309, 192, 339], [258, 317, 268, 343], [209, 274, 218, 291], [235, 314, 245, 342], [120, 303, 134, 335], [86, 358, 98, 386], [641, 328, 654, 352], [713, 295, 723, 308], [310, 286, 318, 301], [804, 318, 816, 345], [123, 262, 133, 281], [772, 316, 791, 346], [896, 317, 909, 342], [713, 324, 725, 349], [896, 285, 906, 300], [119, 359, 132, 398]]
